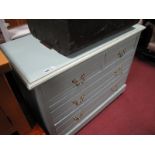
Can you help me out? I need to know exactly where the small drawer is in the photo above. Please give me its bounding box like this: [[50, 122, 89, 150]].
[[55, 75, 127, 134], [39, 51, 106, 103], [105, 35, 137, 66]]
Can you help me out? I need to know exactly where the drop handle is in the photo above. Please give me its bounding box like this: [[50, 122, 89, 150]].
[[80, 73, 86, 81], [73, 116, 81, 121], [118, 52, 123, 58], [123, 48, 126, 54], [117, 48, 127, 57], [72, 95, 85, 106], [72, 73, 86, 86], [113, 67, 123, 76], [111, 84, 118, 92], [72, 79, 81, 86], [73, 112, 83, 121]]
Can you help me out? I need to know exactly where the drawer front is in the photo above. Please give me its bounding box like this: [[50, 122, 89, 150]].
[[105, 34, 137, 67], [50, 57, 132, 124], [39, 51, 106, 103], [55, 75, 127, 134]]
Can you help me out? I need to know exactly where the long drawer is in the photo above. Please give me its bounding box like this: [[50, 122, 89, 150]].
[[39, 35, 136, 105], [55, 75, 127, 134], [49, 56, 132, 124]]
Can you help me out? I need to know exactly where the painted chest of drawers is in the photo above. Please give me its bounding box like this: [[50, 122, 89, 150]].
[[0, 24, 145, 134]]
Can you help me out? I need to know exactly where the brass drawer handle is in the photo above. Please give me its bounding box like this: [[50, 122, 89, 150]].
[[72, 73, 86, 86], [118, 52, 123, 58], [80, 95, 85, 102], [72, 79, 81, 86], [113, 67, 123, 76], [123, 48, 126, 54], [117, 48, 127, 58], [72, 95, 85, 106], [111, 84, 118, 92], [73, 112, 83, 121], [80, 73, 86, 81]]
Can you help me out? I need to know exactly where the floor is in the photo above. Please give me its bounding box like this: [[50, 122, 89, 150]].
[[28, 57, 155, 135]]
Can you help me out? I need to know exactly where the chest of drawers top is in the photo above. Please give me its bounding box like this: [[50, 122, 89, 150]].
[[0, 24, 145, 90]]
